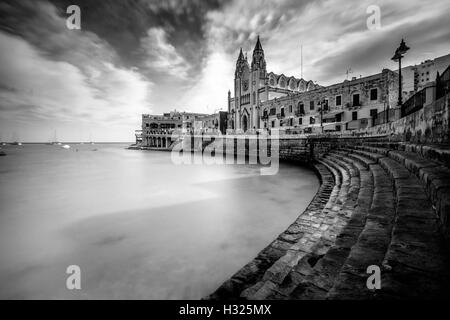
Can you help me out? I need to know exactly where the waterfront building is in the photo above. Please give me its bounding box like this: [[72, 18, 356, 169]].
[[141, 110, 208, 148], [228, 36, 399, 133], [400, 53, 450, 100]]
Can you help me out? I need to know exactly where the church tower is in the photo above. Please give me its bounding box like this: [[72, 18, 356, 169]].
[[250, 36, 267, 129], [234, 48, 250, 131]]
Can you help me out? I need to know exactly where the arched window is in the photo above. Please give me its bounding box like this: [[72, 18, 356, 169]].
[[289, 80, 296, 90]]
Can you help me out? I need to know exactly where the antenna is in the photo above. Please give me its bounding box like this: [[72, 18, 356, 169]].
[[301, 43, 303, 79]]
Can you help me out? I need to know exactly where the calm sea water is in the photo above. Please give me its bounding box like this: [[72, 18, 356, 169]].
[[0, 144, 319, 299]]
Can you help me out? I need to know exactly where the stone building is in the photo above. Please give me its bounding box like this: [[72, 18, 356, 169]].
[[401, 53, 450, 100], [141, 110, 208, 147], [227, 36, 399, 133], [259, 69, 399, 132], [198, 111, 228, 134], [228, 36, 321, 132]]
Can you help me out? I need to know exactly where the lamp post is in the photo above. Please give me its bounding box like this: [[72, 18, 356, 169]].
[[391, 39, 410, 107], [319, 99, 326, 133]]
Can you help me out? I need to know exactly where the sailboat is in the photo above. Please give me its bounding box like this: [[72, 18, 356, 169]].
[[49, 130, 62, 145], [88, 132, 95, 145]]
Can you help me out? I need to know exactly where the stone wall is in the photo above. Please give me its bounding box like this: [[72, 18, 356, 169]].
[[351, 94, 450, 144]]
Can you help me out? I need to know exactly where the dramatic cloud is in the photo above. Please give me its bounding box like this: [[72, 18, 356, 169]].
[[139, 28, 191, 80], [0, 0, 448, 141]]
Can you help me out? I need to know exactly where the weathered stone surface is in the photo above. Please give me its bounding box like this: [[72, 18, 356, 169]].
[[208, 137, 450, 300]]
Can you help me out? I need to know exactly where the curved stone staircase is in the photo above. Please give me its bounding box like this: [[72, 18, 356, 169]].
[[208, 141, 450, 300]]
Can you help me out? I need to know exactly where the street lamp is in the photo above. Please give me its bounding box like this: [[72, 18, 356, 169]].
[[319, 99, 327, 133], [391, 39, 410, 107]]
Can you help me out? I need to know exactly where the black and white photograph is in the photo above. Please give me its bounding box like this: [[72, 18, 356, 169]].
[[0, 0, 450, 311]]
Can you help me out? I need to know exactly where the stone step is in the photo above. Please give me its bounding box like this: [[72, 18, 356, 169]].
[[287, 152, 371, 299], [237, 162, 343, 300], [320, 157, 350, 207], [341, 147, 384, 163], [369, 154, 450, 299], [325, 147, 449, 299], [241, 155, 362, 300], [207, 163, 336, 300], [327, 161, 395, 299]]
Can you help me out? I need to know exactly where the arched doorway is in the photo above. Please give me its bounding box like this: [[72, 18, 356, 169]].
[[242, 114, 248, 132]]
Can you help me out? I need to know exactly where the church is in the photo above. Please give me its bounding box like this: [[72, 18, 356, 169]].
[[227, 36, 321, 131], [227, 36, 402, 134]]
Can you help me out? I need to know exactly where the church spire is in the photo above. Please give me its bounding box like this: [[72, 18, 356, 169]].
[[251, 35, 266, 72], [238, 47, 244, 61], [254, 35, 263, 52]]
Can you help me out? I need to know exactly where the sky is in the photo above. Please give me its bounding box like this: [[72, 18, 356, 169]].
[[0, 0, 449, 142]]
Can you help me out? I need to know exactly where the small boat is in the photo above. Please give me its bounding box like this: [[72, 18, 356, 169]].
[[48, 130, 62, 145], [11, 142, 22, 146], [61, 145, 71, 149]]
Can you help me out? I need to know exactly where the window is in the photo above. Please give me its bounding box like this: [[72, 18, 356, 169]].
[[310, 117, 315, 124], [336, 113, 342, 122], [352, 111, 358, 121], [145, 123, 149, 127], [370, 109, 378, 118], [298, 102, 305, 114], [299, 117, 303, 125], [270, 108, 276, 115], [310, 101, 315, 110], [352, 94, 360, 106], [289, 118, 293, 126], [323, 99, 329, 111], [335, 95, 342, 106], [370, 88, 378, 101], [289, 105, 293, 113], [281, 108, 285, 117], [271, 121, 275, 128], [263, 109, 268, 118]]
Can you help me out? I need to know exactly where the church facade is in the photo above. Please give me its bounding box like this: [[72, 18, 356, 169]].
[[228, 37, 400, 133], [227, 36, 321, 132]]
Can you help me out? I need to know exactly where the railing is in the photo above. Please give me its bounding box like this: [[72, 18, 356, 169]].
[[436, 65, 450, 100], [295, 111, 305, 117], [401, 88, 426, 117], [374, 108, 401, 126]]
